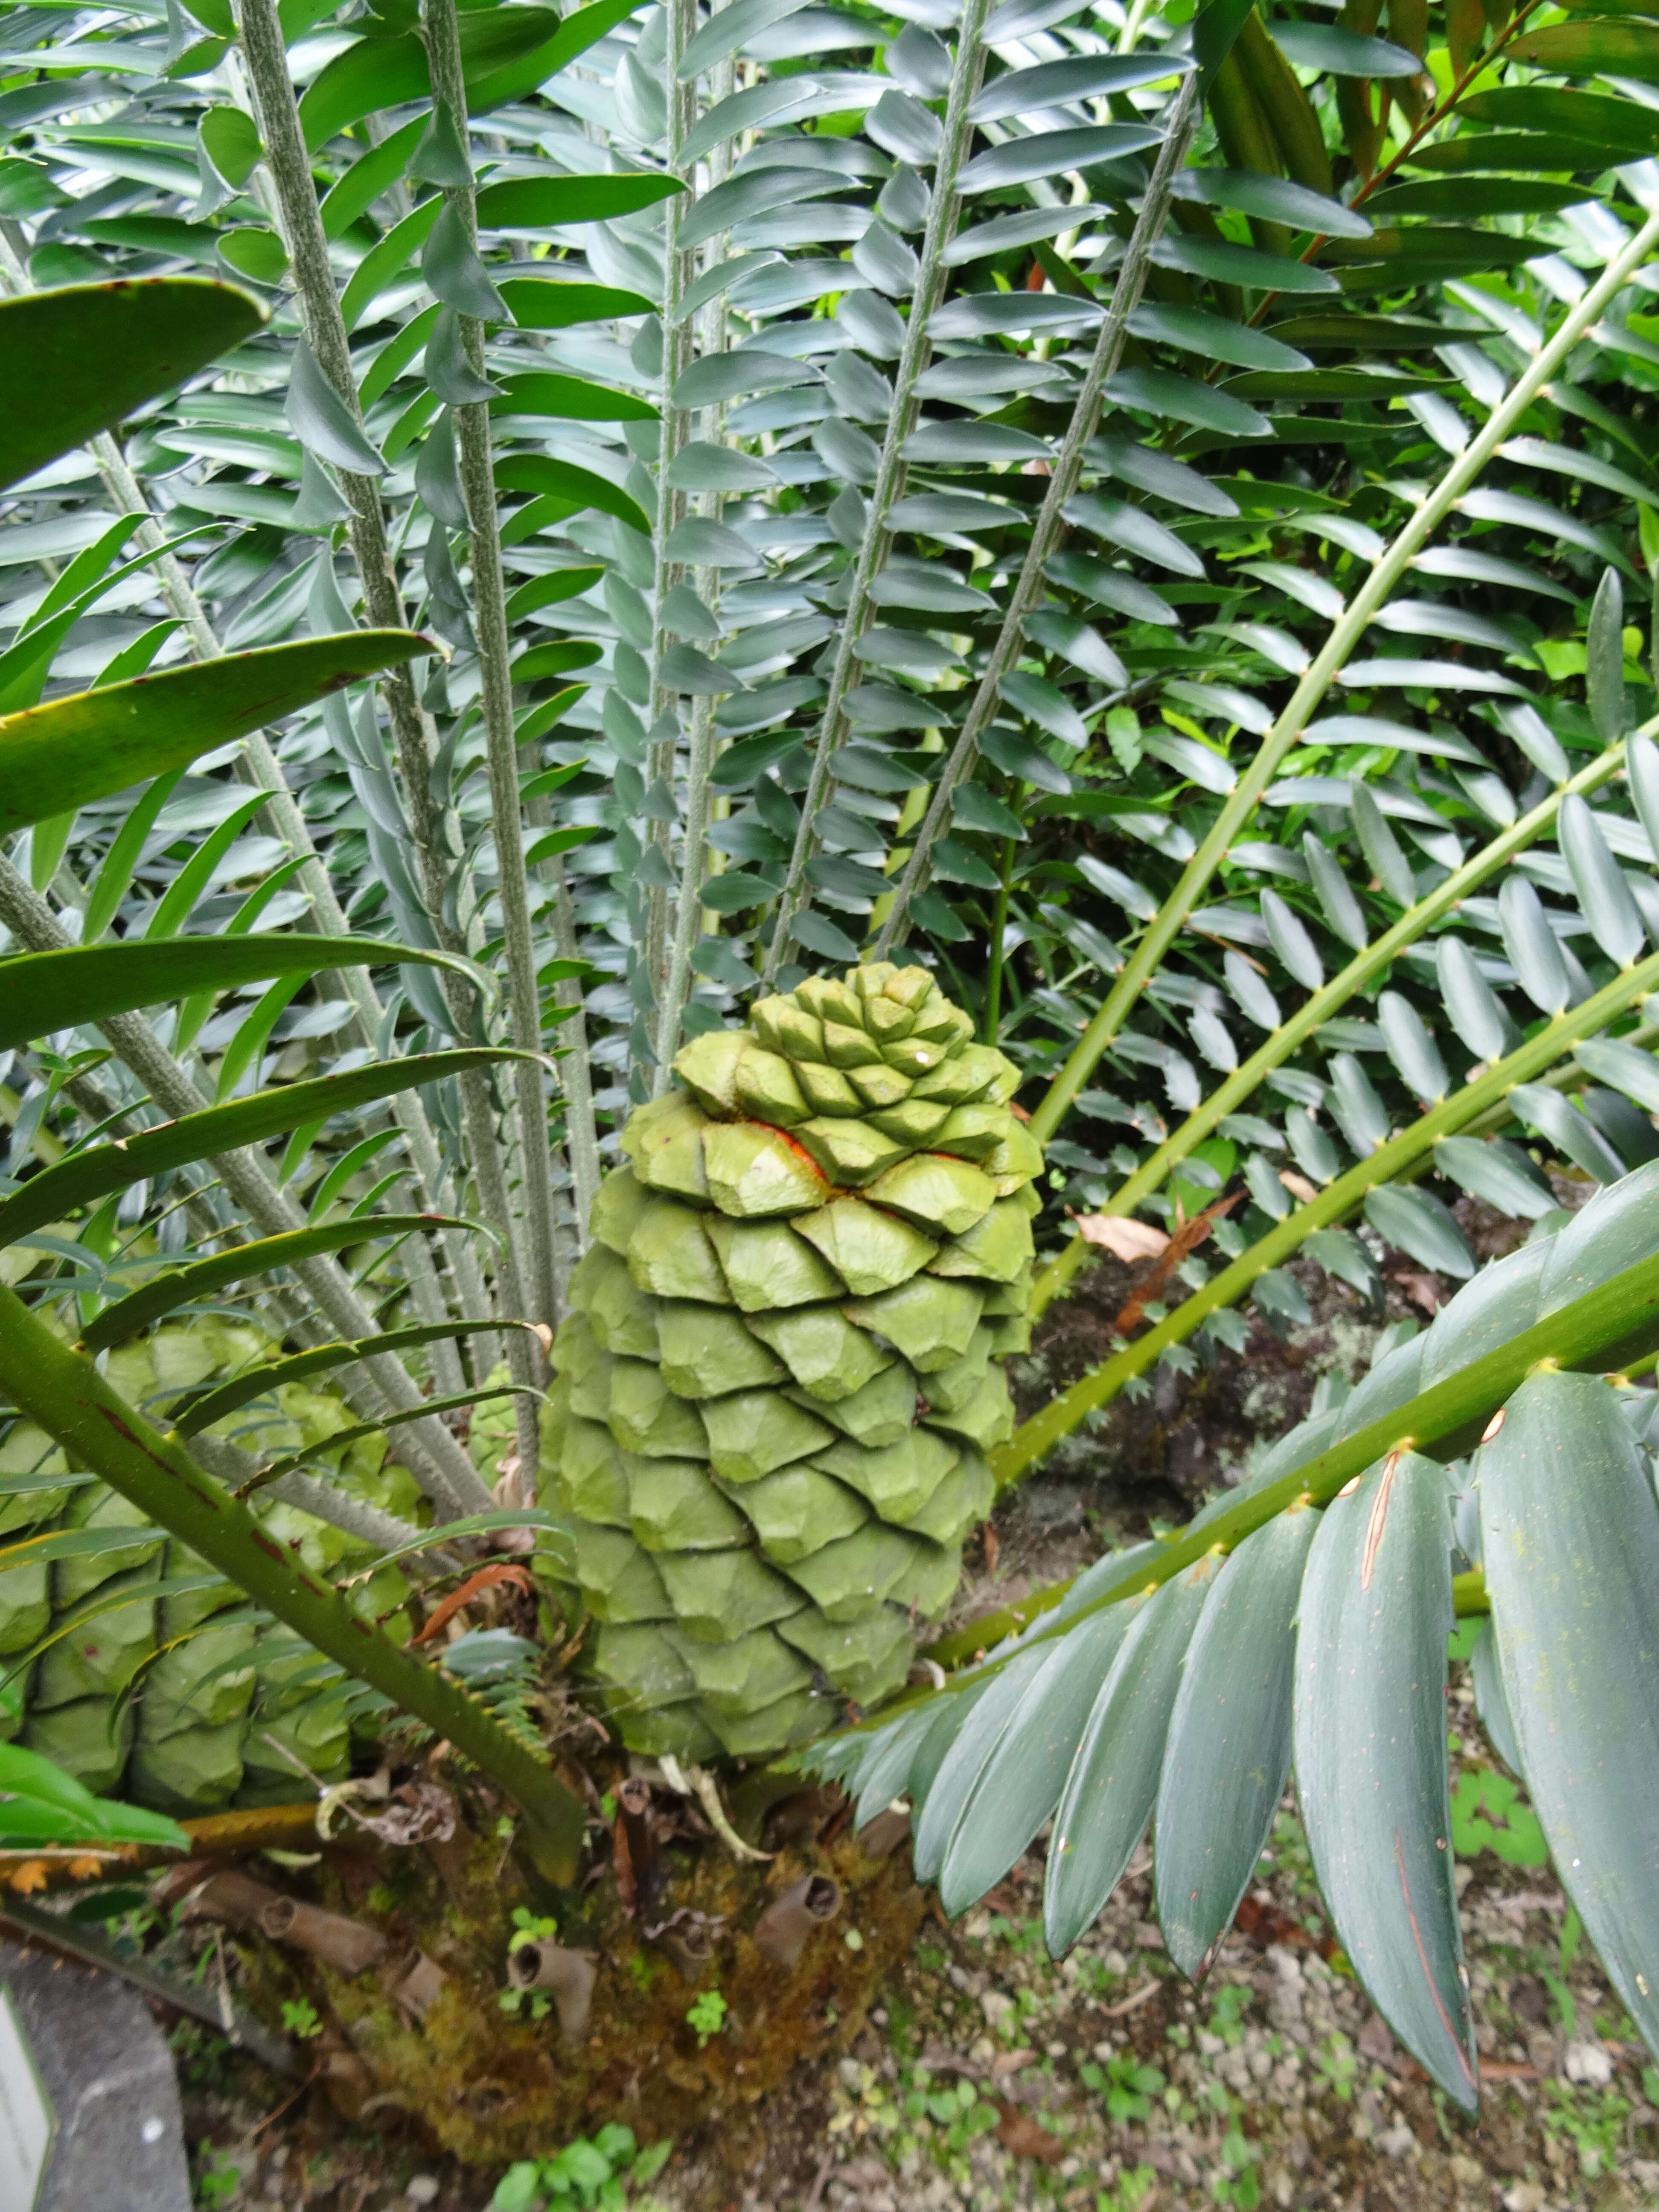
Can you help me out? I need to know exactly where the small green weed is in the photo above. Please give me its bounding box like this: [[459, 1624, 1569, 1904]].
[[1312, 2032, 1358, 2102], [1206, 1984, 1250, 2049], [1211, 2126, 1262, 2208], [686, 1988, 728, 2048], [280, 1998, 323, 2041], [490, 2125, 672, 2212], [500, 1908, 564, 2022], [169, 2020, 236, 2095], [1071, 1953, 1125, 2000], [987, 1913, 1047, 1961], [1542, 2082, 1631, 2178], [1539, 1968, 1576, 2040], [1098, 2165, 1157, 2212], [194, 2142, 242, 2209], [1080, 2052, 1167, 2125], [1448, 1770, 1550, 1867], [627, 1951, 661, 1996], [906, 2071, 998, 2149]]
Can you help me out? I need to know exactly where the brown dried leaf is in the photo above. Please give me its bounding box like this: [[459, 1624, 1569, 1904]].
[[409, 1562, 533, 1646], [1074, 1214, 1170, 1262], [358, 1781, 458, 1848], [1391, 1270, 1443, 1316], [1279, 1169, 1320, 1205], [993, 2102, 1067, 2163], [1115, 1190, 1242, 1337]]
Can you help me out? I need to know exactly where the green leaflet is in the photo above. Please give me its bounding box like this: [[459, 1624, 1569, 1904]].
[[0, 1057, 510, 1247], [474, 175, 684, 229], [251, 1384, 541, 1488], [338, 198, 442, 333], [1509, 17, 1659, 79], [1295, 1451, 1477, 2109], [286, 337, 385, 474], [0, 631, 425, 838], [0, 1740, 189, 1851], [1468, 1617, 1525, 1784], [1480, 1372, 1659, 2057], [0, 935, 470, 1056], [1362, 1185, 1475, 1278], [846, 1701, 936, 1828], [317, 110, 425, 239], [0, 278, 263, 493], [1154, 1508, 1316, 1976], [144, 788, 276, 940], [297, 5, 565, 148], [1043, 1558, 1216, 1956], [910, 1645, 1051, 1886], [82, 1214, 474, 1352], [175, 1317, 545, 1436], [1432, 1137, 1557, 1221], [0, 1522, 163, 1571], [938, 1601, 1132, 1918], [493, 456, 650, 538], [492, 374, 658, 424], [1459, 85, 1659, 150], [497, 279, 655, 327]]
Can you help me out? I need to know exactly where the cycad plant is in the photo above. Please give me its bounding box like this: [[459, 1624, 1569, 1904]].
[[2, 0, 1659, 2109]]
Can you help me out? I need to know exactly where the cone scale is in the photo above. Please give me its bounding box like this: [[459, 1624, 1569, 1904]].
[[547, 964, 1043, 1761]]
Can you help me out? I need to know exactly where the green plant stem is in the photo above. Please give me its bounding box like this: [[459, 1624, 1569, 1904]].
[[873, 70, 1203, 958], [908, 1249, 1659, 1693], [232, 0, 445, 884], [0, 1281, 585, 1882], [764, 0, 992, 981], [998, 941, 1659, 1486], [542, 857, 601, 1237], [983, 837, 1016, 1043], [655, 688, 714, 1082], [424, 0, 557, 1367], [233, 0, 524, 1368], [936, 1557, 1493, 1674], [640, 0, 697, 1086], [1031, 733, 1639, 1316], [187, 1427, 452, 1563], [654, 24, 736, 1075], [0, 856, 494, 1518], [1027, 198, 1659, 1150]]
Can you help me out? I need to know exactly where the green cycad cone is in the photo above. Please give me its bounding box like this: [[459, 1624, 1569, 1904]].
[[550, 964, 1045, 1759], [0, 1327, 415, 1809]]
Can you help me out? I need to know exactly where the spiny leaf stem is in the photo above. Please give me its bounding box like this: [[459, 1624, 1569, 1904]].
[[873, 69, 1204, 958], [764, 0, 995, 981]]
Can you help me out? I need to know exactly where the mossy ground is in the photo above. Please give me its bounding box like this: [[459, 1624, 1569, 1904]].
[[220, 1796, 924, 2169], [178, 1773, 1659, 2212]]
